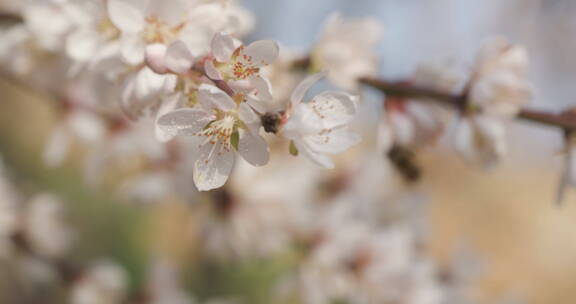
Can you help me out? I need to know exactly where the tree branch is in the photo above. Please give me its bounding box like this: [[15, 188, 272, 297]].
[[359, 77, 576, 131]]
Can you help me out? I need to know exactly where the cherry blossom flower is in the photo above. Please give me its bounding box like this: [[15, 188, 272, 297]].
[[312, 13, 383, 90], [283, 72, 361, 168], [204, 32, 278, 111], [23, 193, 73, 259], [157, 84, 269, 191], [70, 261, 128, 304], [453, 38, 531, 168], [468, 37, 531, 117], [107, 0, 198, 65]]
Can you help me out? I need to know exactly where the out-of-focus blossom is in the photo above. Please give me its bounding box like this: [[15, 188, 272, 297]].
[[283, 72, 361, 168], [158, 84, 269, 190], [146, 260, 194, 304], [468, 37, 531, 117], [23, 193, 73, 259], [453, 37, 531, 168], [453, 115, 507, 169], [380, 63, 460, 150], [312, 13, 383, 90], [70, 261, 128, 304]]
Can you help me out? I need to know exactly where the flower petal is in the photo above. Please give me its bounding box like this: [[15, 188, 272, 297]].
[[290, 71, 327, 107], [238, 102, 260, 133], [155, 94, 182, 142], [164, 40, 195, 74], [66, 28, 100, 61], [108, 0, 145, 33], [245, 76, 272, 113], [309, 91, 357, 128], [194, 142, 235, 191], [198, 84, 236, 112], [157, 108, 211, 137], [211, 32, 236, 62], [294, 140, 334, 169], [238, 129, 269, 166], [242, 40, 279, 67], [204, 60, 222, 80], [453, 116, 506, 168], [121, 33, 145, 65], [145, 43, 168, 74], [304, 127, 361, 154]]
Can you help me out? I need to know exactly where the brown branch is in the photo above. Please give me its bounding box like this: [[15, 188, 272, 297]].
[[359, 77, 576, 131], [0, 12, 23, 25]]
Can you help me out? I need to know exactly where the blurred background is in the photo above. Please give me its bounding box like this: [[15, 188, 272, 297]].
[[2, 0, 576, 303]]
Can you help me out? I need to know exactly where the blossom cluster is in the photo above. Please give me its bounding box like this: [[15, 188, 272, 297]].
[[0, 0, 540, 303]]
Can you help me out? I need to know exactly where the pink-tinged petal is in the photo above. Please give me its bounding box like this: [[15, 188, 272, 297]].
[[204, 60, 222, 80], [121, 34, 145, 65], [194, 142, 235, 191], [157, 108, 211, 137], [238, 129, 269, 166], [242, 40, 279, 67], [238, 103, 260, 133], [165, 40, 195, 74], [290, 71, 327, 107], [155, 94, 182, 142], [294, 140, 334, 169], [310, 91, 357, 128], [211, 32, 236, 62], [304, 127, 360, 154], [198, 84, 236, 112], [145, 43, 168, 74], [108, 0, 146, 33]]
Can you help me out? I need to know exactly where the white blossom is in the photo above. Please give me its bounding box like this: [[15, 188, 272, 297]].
[[158, 84, 269, 191], [468, 37, 531, 117], [312, 13, 383, 90], [283, 72, 361, 168], [70, 261, 128, 304]]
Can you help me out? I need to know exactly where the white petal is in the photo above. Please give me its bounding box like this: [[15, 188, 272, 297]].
[[238, 129, 269, 166], [242, 40, 279, 67], [146, 0, 189, 26], [66, 28, 100, 61], [238, 102, 260, 133], [211, 32, 236, 62], [198, 84, 236, 112], [145, 43, 168, 74], [165, 40, 195, 74], [453, 116, 506, 168], [246, 76, 272, 113], [304, 127, 361, 154], [108, 0, 145, 33], [194, 142, 235, 191], [291, 72, 327, 107], [295, 141, 334, 169], [204, 60, 222, 80], [157, 108, 211, 137], [121, 34, 145, 65], [155, 94, 182, 142], [309, 91, 357, 128]]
